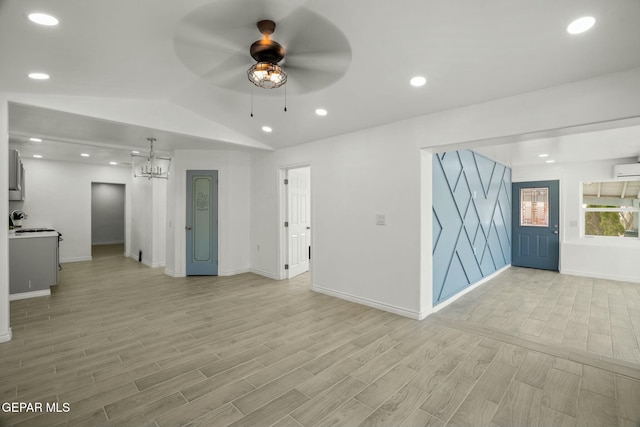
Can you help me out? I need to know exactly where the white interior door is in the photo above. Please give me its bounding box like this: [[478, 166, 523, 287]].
[[287, 167, 311, 278]]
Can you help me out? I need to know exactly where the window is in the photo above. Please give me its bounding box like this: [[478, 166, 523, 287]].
[[583, 180, 640, 238], [520, 187, 549, 227]]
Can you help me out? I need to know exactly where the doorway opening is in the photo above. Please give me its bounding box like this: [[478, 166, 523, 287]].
[[91, 182, 126, 259], [280, 165, 312, 281]]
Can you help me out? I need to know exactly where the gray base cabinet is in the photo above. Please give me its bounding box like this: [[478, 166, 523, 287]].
[[9, 236, 59, 295]]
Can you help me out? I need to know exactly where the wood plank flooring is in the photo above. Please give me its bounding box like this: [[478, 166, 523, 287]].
[[1, 254, 639, 426]]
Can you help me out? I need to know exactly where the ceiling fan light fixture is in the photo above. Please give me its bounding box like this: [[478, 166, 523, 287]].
[[247, 62, 287, 89]]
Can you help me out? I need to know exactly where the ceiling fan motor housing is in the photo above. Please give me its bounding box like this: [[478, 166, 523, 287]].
[[250, 19, 285, 63]]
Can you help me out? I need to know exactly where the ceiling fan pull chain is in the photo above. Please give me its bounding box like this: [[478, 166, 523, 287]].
[[250, 86, 254, 117], [284, 84, 287, 112]]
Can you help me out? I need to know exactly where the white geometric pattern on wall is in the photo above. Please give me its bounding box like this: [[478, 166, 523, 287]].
[[432, 150, 511, 304]]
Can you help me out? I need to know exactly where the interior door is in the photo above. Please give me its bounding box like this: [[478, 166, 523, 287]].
[[287, 167, 311, 278], [186, 170, 218, 275], [512, 180, 559, 271]]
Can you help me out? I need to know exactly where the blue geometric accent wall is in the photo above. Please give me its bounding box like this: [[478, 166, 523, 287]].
[[433, 150, 511, 305]]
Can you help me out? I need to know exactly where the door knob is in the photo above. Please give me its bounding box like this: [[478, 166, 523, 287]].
[[185, 226, 192, 231], [553, 230, 559, 234]]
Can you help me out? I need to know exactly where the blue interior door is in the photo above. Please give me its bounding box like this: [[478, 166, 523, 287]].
[[512, 180, 559, 271], [186, 170, 218, 275]]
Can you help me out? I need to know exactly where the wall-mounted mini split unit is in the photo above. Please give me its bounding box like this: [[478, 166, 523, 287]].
[[613, 157, 640, 180]]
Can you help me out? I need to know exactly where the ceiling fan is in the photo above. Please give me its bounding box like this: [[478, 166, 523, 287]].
[[247, 19, 287, 89], [173, 0, 352, 95]]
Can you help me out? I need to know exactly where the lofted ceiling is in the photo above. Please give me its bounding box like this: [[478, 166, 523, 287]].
[[2, 0, 640, 164]]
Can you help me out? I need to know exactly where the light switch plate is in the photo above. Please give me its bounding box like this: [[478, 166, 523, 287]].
[[376, 214, 386, 225]]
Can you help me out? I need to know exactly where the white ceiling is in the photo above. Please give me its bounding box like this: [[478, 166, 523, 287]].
[[474, 124, 640, 167], [2, 0, 640, 164]]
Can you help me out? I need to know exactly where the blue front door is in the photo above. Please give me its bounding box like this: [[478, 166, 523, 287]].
[[512, 180, 559, 271], [186, 170, 218, 275]]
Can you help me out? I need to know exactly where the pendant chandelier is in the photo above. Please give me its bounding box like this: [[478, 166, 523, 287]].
[[131, 138, 171, 180]]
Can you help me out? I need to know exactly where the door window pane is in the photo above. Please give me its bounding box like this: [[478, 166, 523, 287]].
[[193, 176, 212, 261], [520, 187, 549, 227]]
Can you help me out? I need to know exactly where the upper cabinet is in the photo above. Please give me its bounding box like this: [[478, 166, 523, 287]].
[[9, 149, 25, 201]]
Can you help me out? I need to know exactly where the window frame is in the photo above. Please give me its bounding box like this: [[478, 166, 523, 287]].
[[581, 181, 640, 240]]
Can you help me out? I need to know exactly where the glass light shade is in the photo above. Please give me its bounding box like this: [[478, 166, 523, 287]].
[[247, 62, 287, 89]]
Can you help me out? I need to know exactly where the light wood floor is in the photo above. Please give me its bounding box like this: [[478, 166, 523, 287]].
[[91, 244, 125, 260], [1, 256, 640, 426]]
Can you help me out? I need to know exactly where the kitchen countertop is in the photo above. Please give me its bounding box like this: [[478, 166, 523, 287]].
[[9, 230, 59, 239]]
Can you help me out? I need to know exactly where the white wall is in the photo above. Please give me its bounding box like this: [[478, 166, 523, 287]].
[[0, 99, 10, 342], [91, 183, 125, 245], [129, 175, 167, 267], [11, 159, 132, 262], [165, 149, 251, 277], [152, 178, 167, 267], [513, 157, 640, 283], [251, 128, 424, 318]]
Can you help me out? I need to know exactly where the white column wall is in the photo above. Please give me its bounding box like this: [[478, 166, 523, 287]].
[[130, 175, 153, 265], [1, 98, 11, 342]]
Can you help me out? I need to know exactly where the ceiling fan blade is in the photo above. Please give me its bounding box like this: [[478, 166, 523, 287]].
[[198, 54, 252, 90], [283, 52, 351, 74], [174, 0, 279, 78], [276, 7, 351, 93], [173, 0, 351, 94], [284, 65, 346, 94], [277, 8, 351, 57]]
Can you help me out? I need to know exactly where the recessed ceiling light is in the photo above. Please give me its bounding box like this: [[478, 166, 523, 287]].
[[33, 154, 43, 158], [131, 150, 140, 154], [262, 126, 273, 133], [109, 161, 118, 165], [315, 108, 328, 116], [538, 153, 549, 158], [27, 12, 59, 26], [81, 153, 90, 157], [410, 76, 427, 87], [28, 72, 50, 80], [29, 137, 42, 142], [567, 16, 595, 34], [546, 160, 556, 164]]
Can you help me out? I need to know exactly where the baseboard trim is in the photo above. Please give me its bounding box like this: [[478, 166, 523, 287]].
[[164, 269, 185, 278], [127, 254, 164, 269], [219, 268, 250, 277], [0, 328, 12, 343], [61, 256, 92, 263], [92, 241, 125, 246], [312, 284, 421, 320], [431, 264, 511, 314], [560, 269, 640, 284], [10, 289, 51, 301], [250, 268, 278, 280], [142, 259, 165, 269]]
